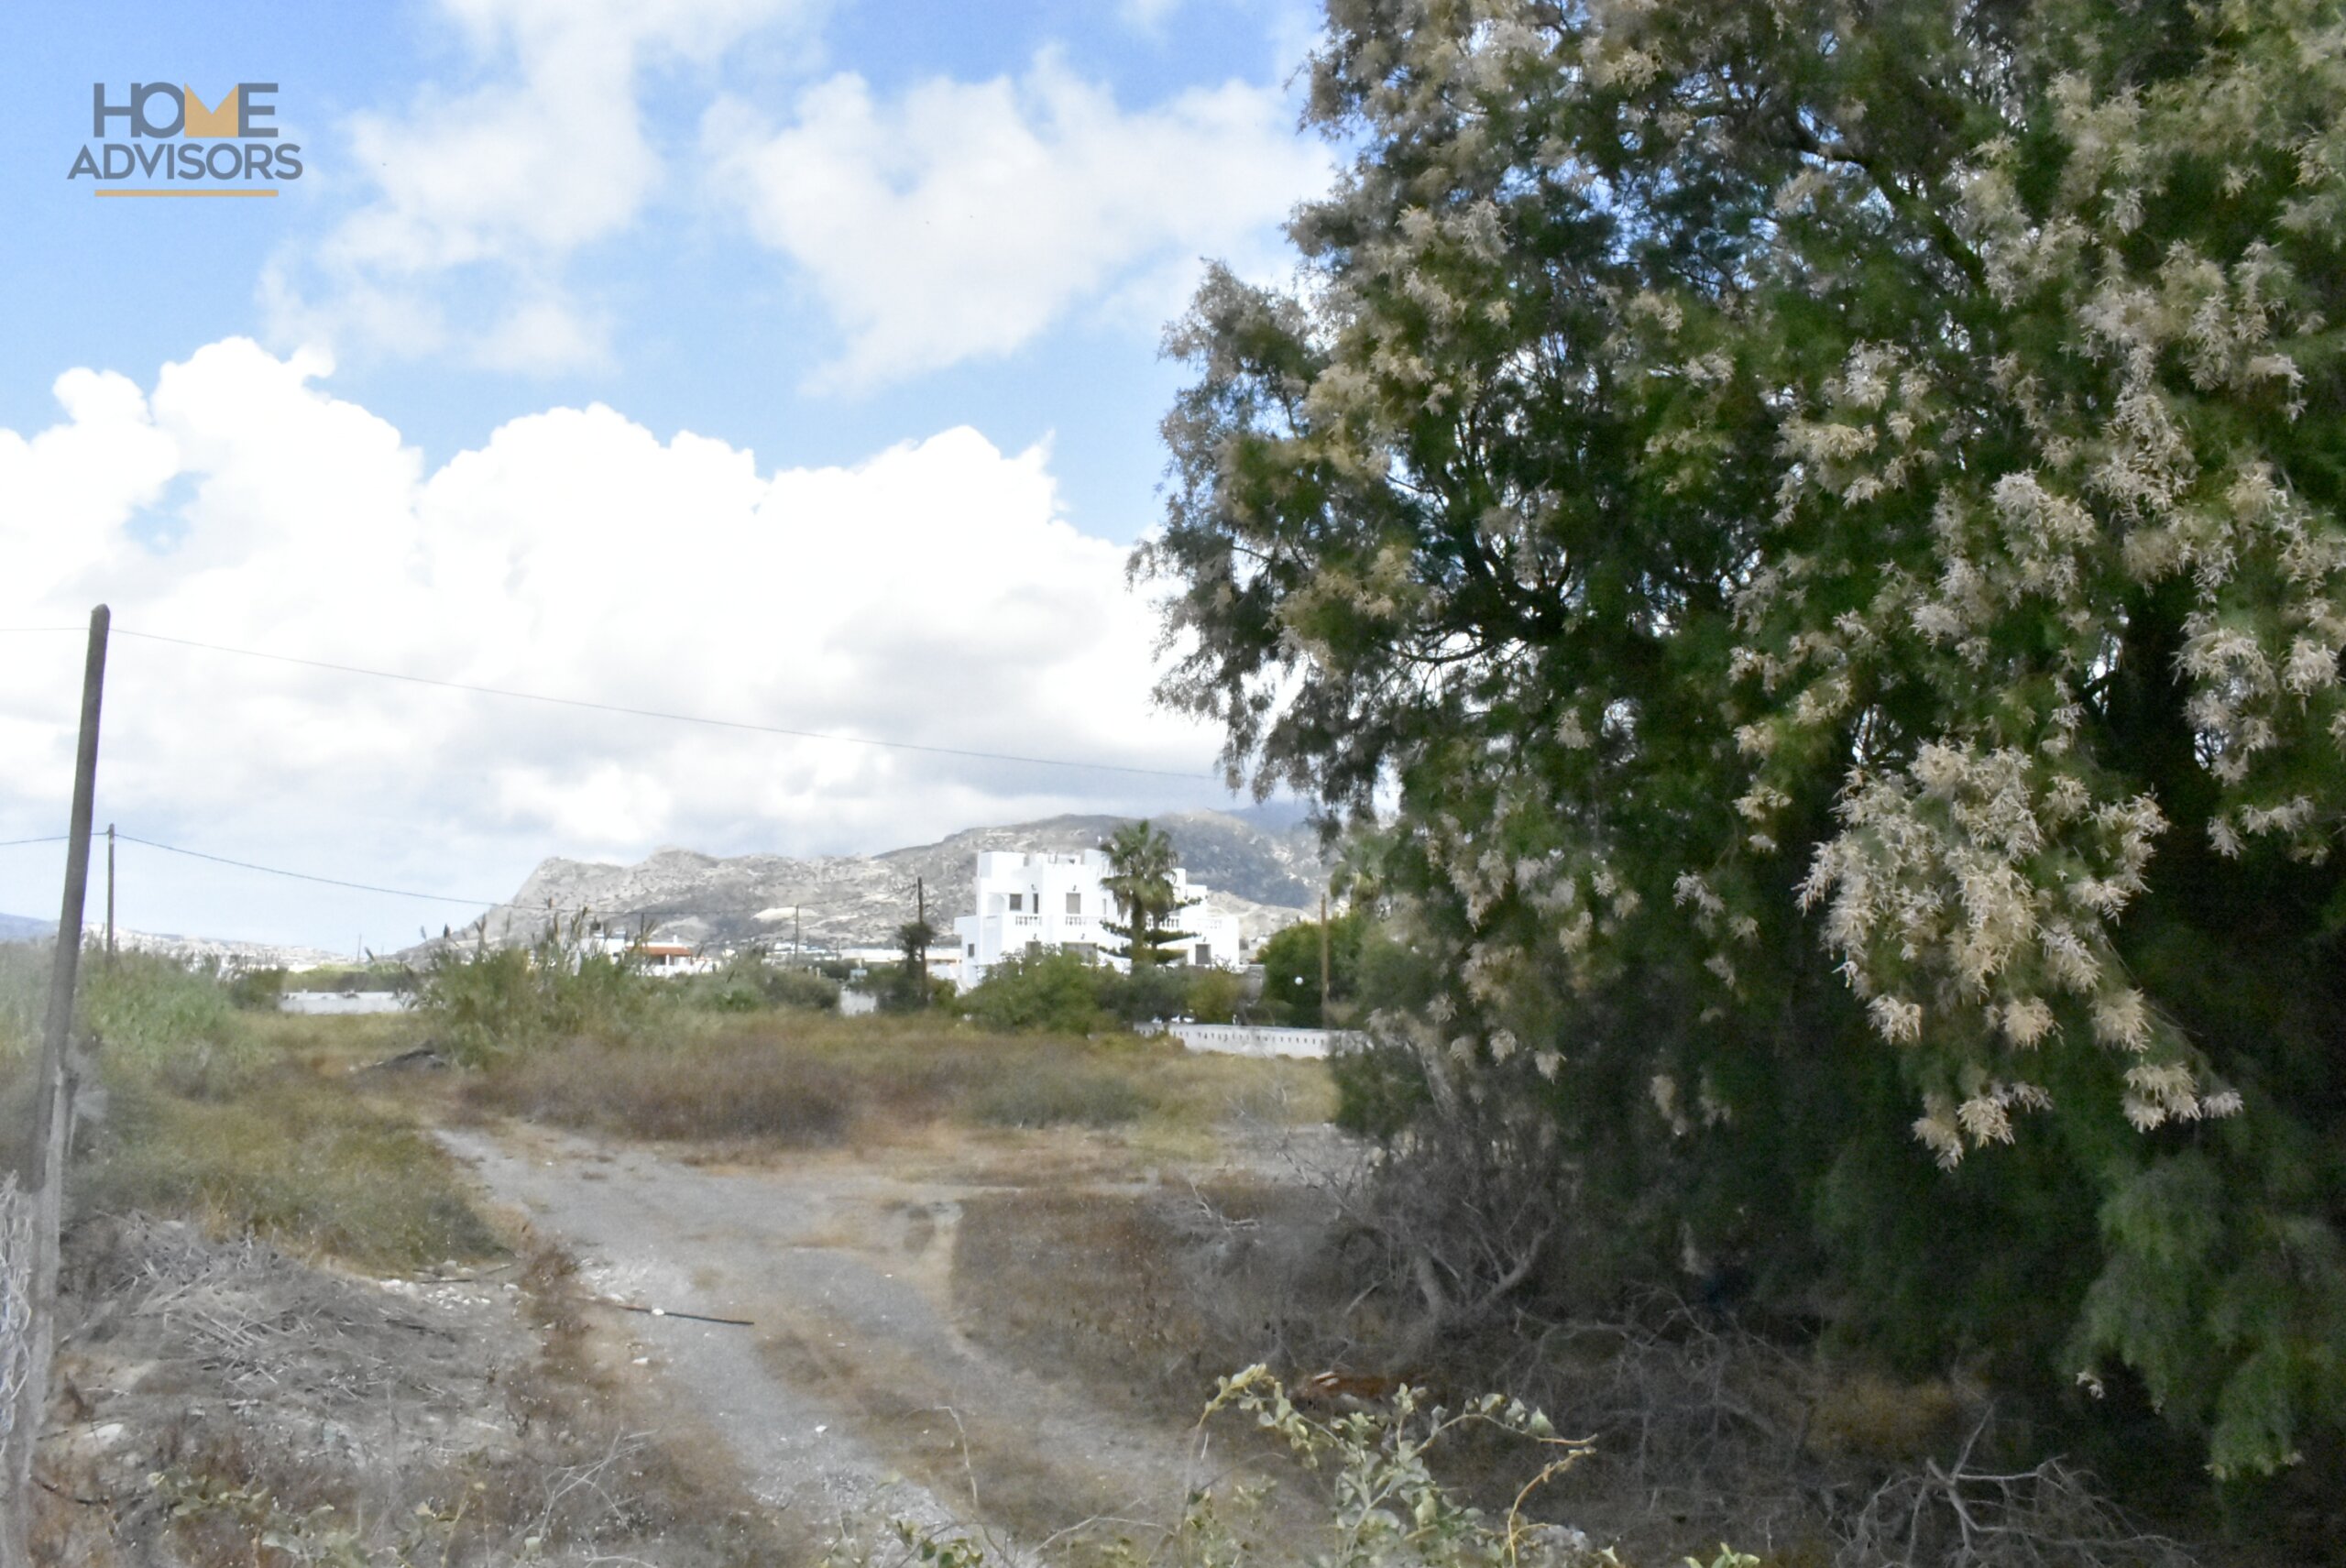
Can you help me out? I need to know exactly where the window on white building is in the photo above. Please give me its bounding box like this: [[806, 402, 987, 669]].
[[1194, 944, 1212, 966], [1065, 890, 1081, 915], [1008, 894, 1023, 911]]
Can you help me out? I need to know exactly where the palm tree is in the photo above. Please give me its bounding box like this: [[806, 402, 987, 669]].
[[1099, 819, 1194, 968]]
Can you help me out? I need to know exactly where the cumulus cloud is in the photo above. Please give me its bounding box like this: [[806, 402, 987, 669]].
[[0, 340, 1225, 943], [270, 0, 816, 374], [705, 53, 1331, 389]]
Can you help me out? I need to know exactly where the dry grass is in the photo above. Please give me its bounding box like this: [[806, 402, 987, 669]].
[[83, 1052, 501, 1277], [460, 1013, 1333, 1151]]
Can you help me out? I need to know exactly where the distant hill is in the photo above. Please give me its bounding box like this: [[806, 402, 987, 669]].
[[0, 912, 343, 970], [471, 808, 1329, 955], [0, 913, 54, 945]]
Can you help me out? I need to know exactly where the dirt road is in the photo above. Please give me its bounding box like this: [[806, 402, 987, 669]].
[[438, 1124, 1231, 1552]]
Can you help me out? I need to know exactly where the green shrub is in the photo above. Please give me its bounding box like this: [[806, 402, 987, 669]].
[[1330, 1037, 1432, 1145], [77, 953, 257, 1096], [1256, 913, 1365, 1027], [1180, 966, 1249, 1024], [956, 948, 1115, 1034], [401, 922, 652, 1064], [225, 966, 288, 1011], [678, 953, 840, 1014]]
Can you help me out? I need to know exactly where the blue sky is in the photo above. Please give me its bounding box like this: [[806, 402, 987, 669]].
[[0, 0, 1332, 948], [3, 0, 1316, 536]]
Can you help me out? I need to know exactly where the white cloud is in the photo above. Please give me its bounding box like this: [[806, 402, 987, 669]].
[[272, 0, 816, 374], [706, 52, 1331, 389], [0, 340, 1225, 944]]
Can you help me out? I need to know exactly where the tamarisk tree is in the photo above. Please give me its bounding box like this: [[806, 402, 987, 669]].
[[1137, 0, 2346, 1484]]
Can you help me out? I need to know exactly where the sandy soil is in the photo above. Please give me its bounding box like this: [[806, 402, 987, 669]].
[[437, 1122, 1283, 1552]]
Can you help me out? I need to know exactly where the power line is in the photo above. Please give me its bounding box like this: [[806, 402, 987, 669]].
[[110, 832, 922, 920], [0, 836, 70, 850], [109, 627, 1213, 782], [115, 833, 524, 908]]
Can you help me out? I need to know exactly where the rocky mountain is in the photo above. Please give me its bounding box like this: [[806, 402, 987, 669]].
[[474, 807, 1329, 955]]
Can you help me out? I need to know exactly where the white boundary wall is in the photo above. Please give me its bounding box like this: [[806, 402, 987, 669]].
[[1160, 1023, 1366, 1059]]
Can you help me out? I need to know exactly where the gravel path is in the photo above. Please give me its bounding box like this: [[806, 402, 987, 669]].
[[437, 1124, 1217, 1551]]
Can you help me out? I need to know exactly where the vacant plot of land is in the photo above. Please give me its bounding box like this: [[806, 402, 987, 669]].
[[433, 1111, 1349, 1552], [456, 1014, 1334, 1157]]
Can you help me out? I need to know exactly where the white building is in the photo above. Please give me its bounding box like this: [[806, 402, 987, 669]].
[[590, 935, 717, 976], [952, 848, 1244, 986]]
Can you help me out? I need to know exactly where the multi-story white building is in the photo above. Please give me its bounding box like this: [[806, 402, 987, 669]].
[[953, 848, 1243, 986]]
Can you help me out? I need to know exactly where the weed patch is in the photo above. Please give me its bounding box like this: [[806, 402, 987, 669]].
[[466, 1035, 859, 1146], [85, 1064, 501, 1274], [965, 1062, 1152, 1128], [460, 1014, 1328, 1149]]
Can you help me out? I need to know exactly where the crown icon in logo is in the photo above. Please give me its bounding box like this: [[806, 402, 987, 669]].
[[183, 86, 240, 138]]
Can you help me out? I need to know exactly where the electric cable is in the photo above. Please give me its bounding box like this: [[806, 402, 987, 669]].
[[109, 627, 1212, 781]]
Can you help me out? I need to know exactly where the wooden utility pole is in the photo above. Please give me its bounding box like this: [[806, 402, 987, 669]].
[[104, 824, 115, 961], [915, 877, 929, 994], [793, 906, 802, 965], [1319, 888, 1332, 1020], [5, 605, 108, 1568]]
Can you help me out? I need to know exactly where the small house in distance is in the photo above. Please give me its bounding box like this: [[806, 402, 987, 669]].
[[953, 849, 1243, 987]]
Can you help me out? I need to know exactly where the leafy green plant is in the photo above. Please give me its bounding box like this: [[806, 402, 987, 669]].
[[1135, 0, 2346, 1494], [1256, 913, 1364, 1027], [400, 912, 649, 1064], [677, 949, 842, 1014], [225, 965, 289, 1011], [78, 952, 257, 1096], [1101, 819, 1199, 968], [956, 948, 1116, 1034]]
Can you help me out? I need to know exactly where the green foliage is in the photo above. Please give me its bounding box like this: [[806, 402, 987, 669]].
[[80, 952, 258, 1094], [676, 950, 841, 1014], [1136, 0, 2346, 1490], [1100, 819, 1198, 966], [858, 967, 955, 1015], [1257, 911, 1365, 1025], [1183, 964, 1250, 1024], [955, 948, 1114, 1034], [400, 918, 649, 1065], [1113, 959, 1196, 1025], [896, 916, 939, 1000], [225, 966, 289, 1011], [954, 947, 1251, 1033], [1330, 1038, 1432, 1146]]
